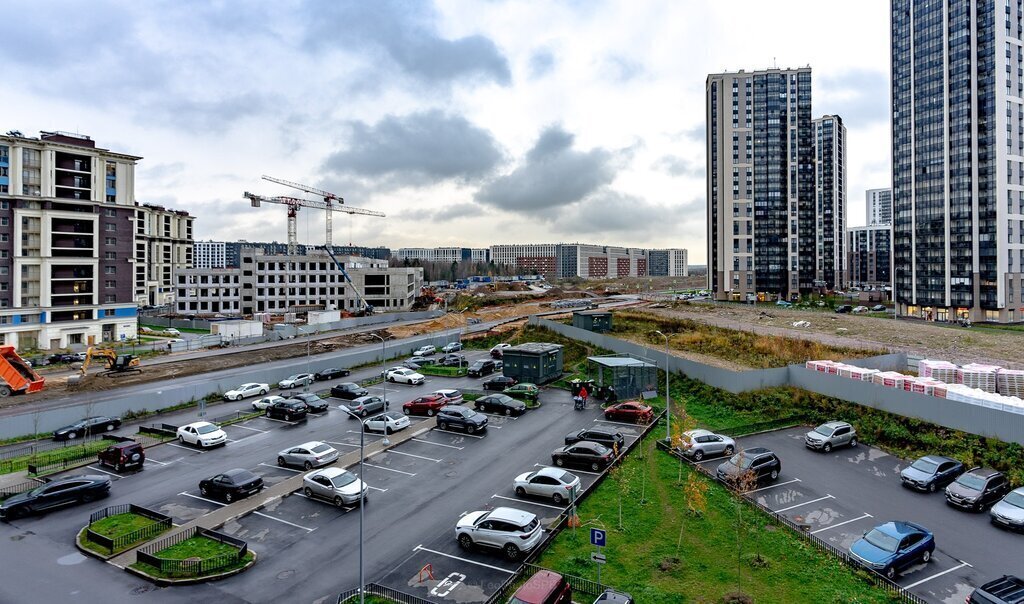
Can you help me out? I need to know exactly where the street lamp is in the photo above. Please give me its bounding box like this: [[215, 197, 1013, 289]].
[[367, 332, 387, 432], [339, 408, 374, 604], [653, 330, 670, 442], [300, 325, 314, 393]]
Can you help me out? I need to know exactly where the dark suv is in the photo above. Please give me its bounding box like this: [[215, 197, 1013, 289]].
[[716, 447, 781, 486], [265, 400, 308, 421], [967, 575, 1024, 604], [436, 406, 488, 434], [288, 393, 329, 413], [467, 359, 496, 377], [97, 441, 145, 472], [565, 427, 624, 451], [946, 467, 1012, 511]]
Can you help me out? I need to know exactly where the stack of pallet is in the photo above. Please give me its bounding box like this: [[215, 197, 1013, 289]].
[[958, 363, 1001, 393], [872, 371, 909, 389], [919, 359, 959, 382], [997, 369, 1024, 398]]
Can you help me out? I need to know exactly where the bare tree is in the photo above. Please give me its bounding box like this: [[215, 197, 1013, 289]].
[[732, 462, 759, 595]]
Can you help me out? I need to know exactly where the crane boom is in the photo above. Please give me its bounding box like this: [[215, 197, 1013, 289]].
[[261, 175, 342, 202], [244, 191, 384, 255], [321, 246, 374, 315]]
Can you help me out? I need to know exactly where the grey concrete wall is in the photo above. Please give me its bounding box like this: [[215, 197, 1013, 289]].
[[838, 352, 907, 371]]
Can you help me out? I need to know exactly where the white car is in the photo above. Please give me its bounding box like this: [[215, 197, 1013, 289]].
[[223, 382, 270, 401], [456, 507, 544, 560], [278, 373, 314, 389], [277, 441, 339, 470], [164, 328, 181, 336], [251, 395, 286, 411], [441, 342, 463, 353], [513, 467, 581, 504], [433, 389, 463, 405], [364, 411, 411, 434], [379, 365, 408, 378], [852, 305, 869, 313], [386, 368, 425, 385], [413, 344, 436, 356], [176, 421, 227, 448]]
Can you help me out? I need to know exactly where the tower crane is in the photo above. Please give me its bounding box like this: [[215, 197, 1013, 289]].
[[260, 175, 372, 247], [243, 192, 384, 255]]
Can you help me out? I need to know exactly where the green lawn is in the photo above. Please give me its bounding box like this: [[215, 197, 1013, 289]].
[[0, 439, 111, 475], [536, 435, 895, 603], [78, 512, 171, 555], [417, 365, 468, 377], [141, 324, 208, 335], [131, 535, 253, 579]]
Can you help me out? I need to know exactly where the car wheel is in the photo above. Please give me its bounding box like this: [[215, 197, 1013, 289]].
[[921, 549, 931, 563], [476, 403, 484, 411], [67, 431, 77, 440], [458, 534, 473, 549], [265, 410, 272, 417], [277, 456, 287, 467], [885, 566, 896, 580], [284, 413, 291, 421], [304, 461, 313, 471], [403, 408, 411, 415], [515, 486, 526, 497], [724, 445, 734, 456], [178, 435, 185, 443], [552, 493, 565, 504], [116, 463, 124, 472], [386, 427, 393, 435], [105, 424, 115, 432], [467, 425, 476, 434], [260, 389, 268, 395], [388, 377, 395, 383], [849, 437, 858, 448], [503, 543, 521, 561], [928, 482, 937, 493], [439, 422, 448, 431], [80, 492, 95, 504], [504, 408, 512, 416], [823, 442, 833, 453], [427, 409, 435, 417], [225, 492, 233, 503], [360, 409, 368, 418], [591, 462, 601, 472], [770, 470, 779, 481], [693, 450, 705, 461], [334, 496, 344, 507], [304, 487, 314, 498]]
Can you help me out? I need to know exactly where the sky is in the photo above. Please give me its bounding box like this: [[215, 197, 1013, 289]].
[[2, 0, 891, 264]]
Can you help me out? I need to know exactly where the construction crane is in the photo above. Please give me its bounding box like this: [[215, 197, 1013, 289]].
[[322, 246, 374, 316], [243, 192, 384, 255], [260, 175, 383, 247]]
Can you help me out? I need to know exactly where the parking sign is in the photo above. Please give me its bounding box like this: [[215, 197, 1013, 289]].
[[590, 528, 606, 548]]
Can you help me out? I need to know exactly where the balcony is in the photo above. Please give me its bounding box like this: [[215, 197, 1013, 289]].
[[52, 266, 94, 280], [51, 218, 94, 234], [51, 310, 94, 323], [51, 281, 93, 295], [51, 294, 96, 308]]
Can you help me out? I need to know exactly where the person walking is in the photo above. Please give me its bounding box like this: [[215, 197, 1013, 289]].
[[579, 385, 588, 408]]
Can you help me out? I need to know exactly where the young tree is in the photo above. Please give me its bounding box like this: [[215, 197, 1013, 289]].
[[732, 463, 759, 595], [678, 470, 709, 552]]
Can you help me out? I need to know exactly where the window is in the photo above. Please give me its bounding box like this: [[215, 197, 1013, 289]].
[[105, 223, 116, 232], [68, 333, 83, 345], [0, 218, 7, 226], [104, 266, 116, 275], [104, 295, 116, 303], [104, 208, 116, 217], [103, 309, 115, 317], [104, 251, 116, 260], [105, 237, 116, 245], [105, 280, 116, 288]]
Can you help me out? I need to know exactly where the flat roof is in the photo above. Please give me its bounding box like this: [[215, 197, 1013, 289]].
[[588, 356, 656, 368], [574, 310, 611, 316], [507, 342, 563, 354]]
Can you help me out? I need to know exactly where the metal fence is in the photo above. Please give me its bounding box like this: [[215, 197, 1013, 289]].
[[0, 433, 106, 462], [715, 416, 807, 437], [0, 480, 40, 500], [85, 504, 172, 554], [336, 584, 436, 604], [136, 527, 247, 577]]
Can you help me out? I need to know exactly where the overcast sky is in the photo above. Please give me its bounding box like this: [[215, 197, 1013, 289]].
[[3, 0, 891, 263]]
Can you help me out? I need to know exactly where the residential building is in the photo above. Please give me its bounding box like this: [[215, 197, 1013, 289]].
[[706, 67, 814, 302], [648, 249, 689, 277], [194, 240, 227, 269], [865, 188, 892, 226], [489, 243, 655, 280], [892, 1, 1024, 322], [812, 115, 847, 289], [489, 244, 560, 279], [394, 247, 489, 263], [219, 241, 390, 268], [134, 204, 193, 306], [0, 130, 140, 350], [847, 225, 892, 290]]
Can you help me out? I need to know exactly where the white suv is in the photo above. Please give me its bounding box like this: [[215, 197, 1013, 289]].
[[455, 507, 544, 560], [413, 344, 436, 356]]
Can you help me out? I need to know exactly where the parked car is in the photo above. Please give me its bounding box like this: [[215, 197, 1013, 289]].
[[946, 467, 1012, 511], [436, 405, 488, 433], [380, 365, 408, 378], [403, 394, 449, 416], [222, 382, 269, 401], [408, 356, 436, 366], [413, 344, 437, 356], [441, 342, 463, 353], [0, 474, 111, 520], [716, 447, 781, 486], [871, 304, 887, 312], [97, 440, 145, 472], [402, 361, 421, 371], [277, 441, 339, 470], [676, 429, 735, 461], [364, 411, 411, 434], [900, 455, 965, 493], [494, 360, 504, 371], [513, 467, 581, 504], [990, 487, 1024, 531], [475, 393, 527, 416], [437, 353, 467, 367], [340, 395, 388, 418], [331, 382, 369, 400], [849, 521, 934, 580], [483, 375, 518, 391], [490, 343, 512, 358], [53, 416, 122, 441], [288, 392, 329, 413], [603, 401, 653, 424], [551, 441, 614, 472], [804, 421, 858, 453], [565, 427, 624, 451], [503, 383, 539, 403], [199, 469, 264, 502], [967, 575, 1024, 604], [433, 389, 463, 405], [251, 395, 286, 411], [265, 400, 309, 421], [314, 367, 351, 381], [278, 373, 314, 389], [303, 467, 368, 507], [467, 359, 496, 377], [456, 507, 543, 560], [835, 304, 853, 313], [593, 590, 634, 604], [852, 305, 869, 313], [775, 300, 792, 307], [387, 368, 426, 385], [508, 569, 572, 604], [163, 328, 181, 336], [176, 421, 227, 448]]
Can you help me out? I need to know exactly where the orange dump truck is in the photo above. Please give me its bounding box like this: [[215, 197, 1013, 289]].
[[0, 345, 44, 397]]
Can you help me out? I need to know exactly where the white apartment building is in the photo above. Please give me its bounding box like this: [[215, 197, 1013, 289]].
[[193, 240, 226, 269], [395, 247, 489, 263], [865, 188, 892, 227]]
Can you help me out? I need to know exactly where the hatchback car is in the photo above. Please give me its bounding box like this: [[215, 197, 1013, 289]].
[[677, 429, 735, 461], [403, 394, 449, 416], [277, 441, 339, 470], [340, 395, 388, 418], [509, 569, 572, 604], [413, 344, 437, 356], [456, 507, 543, 560], [441, 342, 463, 353], [990, 487, 1024, 531], [483, 375, 517, 390], [222, 382, 270, 401], [331, 382, 369, 400], [364, 411, 411, 434], [437, 405, 488, 434], [490, 343, 512, 358], [303, 467, 368, 507], [177, 421, 227, 448], [408, 356, 436, 366], [314, 367, 351, 381], [513, 467, 580, 504], [53, 416, 122, 441], [475, 393, 527, 416], [386, 368, 426, 385], [251, 395, 286, 411], [849, 521, 934, 580], [804, 421, 858, 453], [0, 474, 111, 519], [716, 447, 781, 486], [551, 441, 614, 472], [900, 455, 965, 492], [603, 401, 653, 424], [467, 359, 496, 377], [278, 373, 314, 389], [565, 427, 625, 451], [288, 393, 329, 413], [871, 304, 887, 312], [265, 400, 308, 421], [199, 469, 264, 503], [97, 441, 145, 472], [433, 389, 463, 405], [504, 383, 540, 402], [437, 353, 467, 367], [946, 467, 1012, 511]]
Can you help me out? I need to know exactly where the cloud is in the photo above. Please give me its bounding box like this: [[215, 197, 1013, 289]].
[[476, 125, 617, 212], [559, 191, 703, 235], [652, 155, 704, 178], [602, 55, 644, 82], [529, 50, 556, 78], [683, 124, 705, 141], [818, 69, 889, 126], [323, 110, 505, 187]]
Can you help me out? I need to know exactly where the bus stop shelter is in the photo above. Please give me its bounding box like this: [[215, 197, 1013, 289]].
[[586, 355, 658, 400]]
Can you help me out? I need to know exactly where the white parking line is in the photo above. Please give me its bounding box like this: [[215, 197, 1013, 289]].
[[773, 494, 834, 513], [411, 438, 464, 450], [534, 463, 602, 476], [180, 491, 315, 531], [491, 494, 565, 511], [261, 417, 301, 425], [593, 419, 643, 428], [179, 491, 225, 506], [478, 412, 519, 420], [165, 442, 204, 453], [748, 478, 802, 493], [326, 441, 361, 448], [412, 545, 515, 574], [380, 449, 442, 463], [433, 429, 485, 439], [810, 513, 873, 535], [903, 561, 972, 589], [259, 462, 302, 473], [228, 424, 268, 433], [362, 463, 416, 476], [144, 457, 169, 466], [87, 465, 120, 476]]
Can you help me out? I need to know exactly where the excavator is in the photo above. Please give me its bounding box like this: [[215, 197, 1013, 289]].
[[79, 347, 142, 378]]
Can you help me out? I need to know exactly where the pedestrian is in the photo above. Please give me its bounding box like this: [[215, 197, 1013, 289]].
[[579, 385, 588, 407]]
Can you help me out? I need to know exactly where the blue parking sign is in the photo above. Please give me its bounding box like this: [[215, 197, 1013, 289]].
[[590, 528, 606, 548]]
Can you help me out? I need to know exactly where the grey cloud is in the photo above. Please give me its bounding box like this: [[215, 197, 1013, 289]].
[[555, 191, 703, 237], [683, 124, 705, 141], [434, 203, 480, 221], [652, 155, 704, 178], [602, 55, 644, 82], [818, 69, 888, 127], [529, 50, 555, 78]]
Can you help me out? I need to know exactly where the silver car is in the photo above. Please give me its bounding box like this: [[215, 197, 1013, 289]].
[[513, 467, 581, 504], [340, 395, 388, 418], [990, 487, 1024, 531], [805, 421, 858, 453], [456, 507, 544, 560], [678, 429, 736, 461], [277, 441, 339, 470], [252, 395, 286, 411], [279, 373, 314, 389], [303, 467, 368, 506]]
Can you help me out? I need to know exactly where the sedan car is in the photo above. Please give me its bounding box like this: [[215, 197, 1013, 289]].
[[403, 394, 448, 416], [455, 507, 543, 560], [264, 400, 308, 421], [364, 411, 411, 434], [222, 382, 269, 401], [441, 342, 463, 353], [288, 393, 329, 413], [871, 304, 887, 312], [53, 416, 122, 441], [278, 373, 314, 389], [603, 401, 653, 424], [433, 389, 463, 405], [677, 429, 735, 461], [475, 393, 527, 416], [331, 382, 369, 400], [176, 421, 227, 448], [503, 383, 539, 402], [251, 395, 286, 411], [413, 344, 436, 356], [277, 441, 339, 470], [990, 487, 1024, 531], [303, 467, 367, 507], [467, 359, 496, 377], [340, 395, 388, 418], [436, 405, 488, 433], [565, 427, 624, 451], [379, 365, 408, 378], [490, 343, 512, 358], [946, 467, 1012, 511], [408, 356, 436, 366], [551, 441, 614, 472], [386, 368, 426, 385], [437, 354, 467, 367], [849, 521, 934, 580], [199, 469, 264, 503], [0, 474, 111, 519], [483, 376, 517, 391], [513, 467, 581, 504], [314, 367, 351, 381], [900, 455, 965, 493]]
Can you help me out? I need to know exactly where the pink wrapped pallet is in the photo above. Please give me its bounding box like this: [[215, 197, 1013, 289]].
[[903, 377, 918, 392], [911, 378, 943, 395], [874, 371, 907, 389], [997, 369, 1024, 398], [958, 363, 1001, 393], [919, 359, 958, 382]]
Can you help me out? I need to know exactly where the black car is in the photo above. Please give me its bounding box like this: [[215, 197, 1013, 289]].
[[467, 359, 496, 377], [946, 467, 1012, 511], [53, 416, 122, 441], [0, 474, 111, 520], [967, 575, 1024, 604], [199, 469, 264, 503], [289, 393, 329, 413], [474, 394, 526, 416], [835, 305, 853, 313], [551, 441, 614, 472], [483, 376, 517, 391], [97, 441, 145, 472], [438, 354, 467, 367], [565, 427, 624, 451], [900, 455, 965, 492], [314, 367, 351, 381], [436, 405, 488, 434], [408, 356, 437, 366], [265, 400, 308, 421], [331, 382, 369, 400], [871, 304, 887, 312], [716, 447, 781, 486]]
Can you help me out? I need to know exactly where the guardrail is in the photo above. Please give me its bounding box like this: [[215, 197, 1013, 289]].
[[84, 504, 172, 554], [336, 583, 435, 604], [22, 434, 128, 476], [0, 433, 107, 462], [136, 527, 247, 577]]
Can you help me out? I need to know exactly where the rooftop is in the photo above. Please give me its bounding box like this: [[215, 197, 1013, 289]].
[[588, 355, 656, 369], [507, 342, 564, 354]]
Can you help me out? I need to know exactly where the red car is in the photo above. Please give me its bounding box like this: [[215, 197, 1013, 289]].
[[402, 394, 448, 416], [603, 401, 653, 424]]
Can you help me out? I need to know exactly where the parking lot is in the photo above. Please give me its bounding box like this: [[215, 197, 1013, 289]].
[[697, 427, 1022, 603]]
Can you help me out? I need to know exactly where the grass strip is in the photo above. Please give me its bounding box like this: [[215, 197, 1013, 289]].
[[130, 535, 252, 580], [0, 439, 110, 475]]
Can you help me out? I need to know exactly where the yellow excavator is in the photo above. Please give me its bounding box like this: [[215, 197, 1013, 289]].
[[79, 347, 142, 378]]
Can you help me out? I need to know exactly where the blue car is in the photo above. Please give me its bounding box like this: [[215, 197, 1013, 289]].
[[849, 521, 934, 580], [900, 455, 965, 493]]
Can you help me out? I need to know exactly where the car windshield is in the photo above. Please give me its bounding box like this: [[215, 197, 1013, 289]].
[[464, 409, 479, 418], [863, 528, 899, 552], [728, 453, 755, 469], [384, 412, 403, 420], [1003, 491, 1024, 509], [311, 444, 333, 454], [910, 458, 938, 474], [286, 375, 299, 380], [331, 472, 357, 488], [196, 424, 219, 434], [956, 473, 987, 490], [590, 444, 610, 455], [813, 426, 833, 437]]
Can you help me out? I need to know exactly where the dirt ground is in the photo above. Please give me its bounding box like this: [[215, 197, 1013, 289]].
[[388, 302, 556, 339]]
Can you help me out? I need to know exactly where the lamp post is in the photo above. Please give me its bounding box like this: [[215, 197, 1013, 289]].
[[654, 330, 670, 442], [340, 408, 371, 604], [301, 325, 313, 393], [367, 332, 386, 438]]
